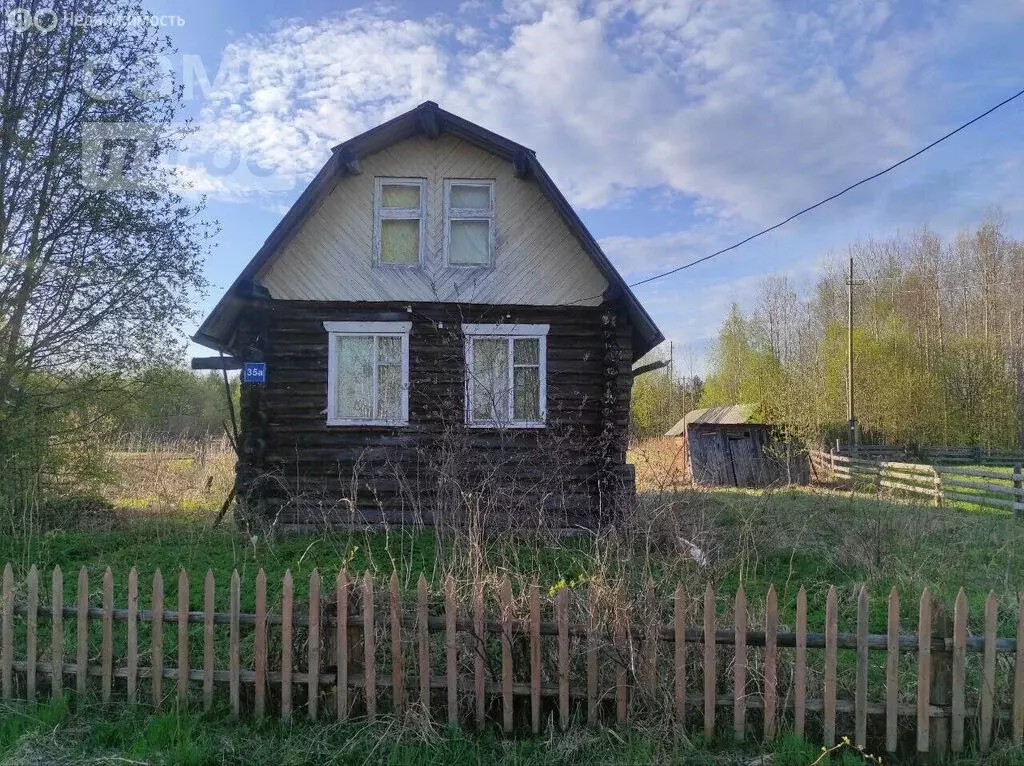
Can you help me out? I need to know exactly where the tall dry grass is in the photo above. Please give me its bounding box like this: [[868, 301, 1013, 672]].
[[100, 434, 235, 519]]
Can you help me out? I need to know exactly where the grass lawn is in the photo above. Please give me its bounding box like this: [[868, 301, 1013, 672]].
[[4, 483, 1019, 634], [1, 445, 1022, 765], [3, 699, 1022, 765]]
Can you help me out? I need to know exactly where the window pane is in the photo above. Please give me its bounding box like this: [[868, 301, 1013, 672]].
[[513, 338, 539, 365], [472, 338, 508, 421], [377, 364, 402, 420], [514, 366, 540, 421], [378, 336, 401, 364], [336, 336, 373, 419], [450, 219, 490, 265], [381, 183, 420, 208], [381, 218, 420, 264], [450, 183, 490, 209]]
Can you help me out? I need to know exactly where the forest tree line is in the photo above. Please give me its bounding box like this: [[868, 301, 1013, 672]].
[[682, 214, 1024, 448]]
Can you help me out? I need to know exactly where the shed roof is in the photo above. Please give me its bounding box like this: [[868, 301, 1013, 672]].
[[665, 404, 759, 436], [192, 101, 664, 361]]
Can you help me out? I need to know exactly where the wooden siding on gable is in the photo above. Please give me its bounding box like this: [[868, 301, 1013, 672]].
[[258, 134, 609, 307]]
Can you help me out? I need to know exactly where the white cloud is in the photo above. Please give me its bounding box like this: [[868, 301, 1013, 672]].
[[185, 0, 1019, 222], [182, 0, 1024, 370]]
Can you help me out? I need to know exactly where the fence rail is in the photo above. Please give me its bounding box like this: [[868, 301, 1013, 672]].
[[810, 449, 1024, 518], [1, 563, 1023, 757], [834, 443, 1024, 467]]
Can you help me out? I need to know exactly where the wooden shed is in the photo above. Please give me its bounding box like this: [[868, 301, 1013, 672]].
[[666, 404, 781, 487]]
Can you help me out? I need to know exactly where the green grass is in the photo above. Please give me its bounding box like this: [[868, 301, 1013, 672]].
[[1, 486, 1021, 763], [5, 698, 1020, 765], [2, 485, 1020, 633]]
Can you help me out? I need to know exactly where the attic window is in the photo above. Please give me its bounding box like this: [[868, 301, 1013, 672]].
[[444, 179, 494, 266], [374, 178, 425, 266]]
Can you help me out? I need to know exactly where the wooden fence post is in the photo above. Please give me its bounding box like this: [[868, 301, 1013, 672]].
[[474, 581, 485, 729], [556, 585, 569, 731], [308, 569, 321, 721], [335, 570, 348, 722], [500, 575, 513, 733], [951, 589, 967, 753], [152, 570, 164, 709], [255, 569, 267, 719], [203, 571, 214, 712], [885, 587, 900, 754], [916, 589, 932, 755], [177, 569, 190, 705], [933, 467, 942, 508], [823, 585, 837, 748], [732, 586, 746, 742], [929, 598, 953, 756], [703, 583, 716, 739], [51, 566, 63, 701], [445, 577, 458, 727], [390, 571, 403, 717], [417, 574, 430, 718], [25, 567, 38, 704], [980, 592, 998, 751]]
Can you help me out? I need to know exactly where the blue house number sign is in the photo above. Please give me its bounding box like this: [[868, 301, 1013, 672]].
[[243, 362, 267, 384]]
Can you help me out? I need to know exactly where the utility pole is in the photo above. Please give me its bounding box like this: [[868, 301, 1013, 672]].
[[847, 255, 864, 446]]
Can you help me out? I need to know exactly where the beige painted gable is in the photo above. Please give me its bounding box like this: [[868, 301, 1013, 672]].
[[258, 133, 608, 306]]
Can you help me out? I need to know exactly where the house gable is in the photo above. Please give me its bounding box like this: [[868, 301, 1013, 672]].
[[258, 133, 609, 306], [193, 101, 664, 360]]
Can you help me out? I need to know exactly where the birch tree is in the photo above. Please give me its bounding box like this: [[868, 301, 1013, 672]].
[[0, 0, 210, 409]]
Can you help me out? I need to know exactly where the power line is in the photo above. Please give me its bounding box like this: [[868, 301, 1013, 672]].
[[621, 86, 1024, 292]]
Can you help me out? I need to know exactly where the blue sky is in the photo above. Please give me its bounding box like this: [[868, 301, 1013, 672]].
[[146, 0, 1024, 372]]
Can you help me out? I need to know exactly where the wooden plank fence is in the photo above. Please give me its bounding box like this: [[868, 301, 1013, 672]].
[[835, 442, 1024, 467], [0, 563, 1023, 758], [810, 449, 1024, 518]]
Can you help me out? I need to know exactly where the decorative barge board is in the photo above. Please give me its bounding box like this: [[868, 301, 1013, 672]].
[[192, 102, 663, 530]]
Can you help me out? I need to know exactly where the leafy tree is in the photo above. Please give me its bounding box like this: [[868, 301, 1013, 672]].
[[0, 0, 210, 405], [697, 215, 1024, 449], [0, 1, 212, 513]]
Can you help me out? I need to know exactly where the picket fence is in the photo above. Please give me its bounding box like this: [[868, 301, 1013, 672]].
[[810, 450, 1024, 518], [1, 563, 1023, 758]]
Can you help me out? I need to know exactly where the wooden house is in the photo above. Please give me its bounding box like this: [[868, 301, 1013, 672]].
[[192, 102, 664, 530], [665, 404, 785, 487]]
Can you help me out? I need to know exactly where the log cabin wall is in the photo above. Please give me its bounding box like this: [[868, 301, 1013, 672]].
[[233, 299, 635, 530]]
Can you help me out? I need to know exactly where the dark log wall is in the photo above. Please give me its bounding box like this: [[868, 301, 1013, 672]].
[[231, 300, 635, 529]]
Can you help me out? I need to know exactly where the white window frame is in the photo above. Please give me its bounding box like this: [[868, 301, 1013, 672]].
[[324, 321, 412, 427], [443, 179, 495, 267], [373, 177, 426, 267], [463, 323, 548, 428]]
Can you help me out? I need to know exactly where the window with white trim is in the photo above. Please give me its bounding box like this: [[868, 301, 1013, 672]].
[[324, 321, 411, 426], [374, 178, 425, 265], [463, 323, 547, 427], [444, 179, 494, 266]]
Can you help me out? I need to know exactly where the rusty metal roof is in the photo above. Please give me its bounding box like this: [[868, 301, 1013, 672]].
[[665, 404, 759, 436]]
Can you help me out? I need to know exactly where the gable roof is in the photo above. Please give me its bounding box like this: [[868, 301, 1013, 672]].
[[665, 404, 760, 435], [193, 101, 663, 360]]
